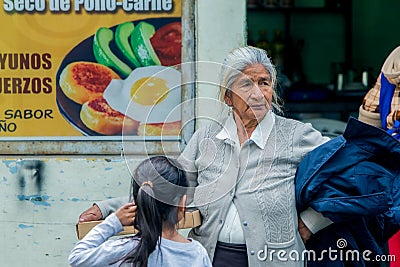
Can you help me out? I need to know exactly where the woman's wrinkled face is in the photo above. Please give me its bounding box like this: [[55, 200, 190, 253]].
[[224, 63, 273, 123]]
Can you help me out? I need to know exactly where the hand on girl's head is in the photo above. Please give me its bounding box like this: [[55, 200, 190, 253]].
[[116, 203, 137, 226]]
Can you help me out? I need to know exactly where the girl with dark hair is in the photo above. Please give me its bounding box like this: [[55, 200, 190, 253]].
[[68, 156, 212, 267]]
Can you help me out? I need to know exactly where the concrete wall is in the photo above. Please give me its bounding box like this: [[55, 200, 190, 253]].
[[0, 1, 245, 266], [196, 0, 246, 128], [0, 157, 139, 266]]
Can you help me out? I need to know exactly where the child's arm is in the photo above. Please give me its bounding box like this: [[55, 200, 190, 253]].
[[69, 204, 137, 267], [115, 202, 136, 226]]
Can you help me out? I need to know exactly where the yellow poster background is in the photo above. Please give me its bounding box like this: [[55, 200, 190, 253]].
[[0, 0, 181, 138]]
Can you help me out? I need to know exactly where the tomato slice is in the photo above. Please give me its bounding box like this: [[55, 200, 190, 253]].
[[150, 22, 182, 66]]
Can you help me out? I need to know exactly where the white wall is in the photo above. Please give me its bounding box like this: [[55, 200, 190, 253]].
[[195, 0, 246, 128], [0, 1, 246, 266]]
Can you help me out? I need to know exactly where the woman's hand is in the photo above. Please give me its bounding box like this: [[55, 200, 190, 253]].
[[115, 203, 137, 226], [79, 204, 102, 222], [298, 218, 312, 243]]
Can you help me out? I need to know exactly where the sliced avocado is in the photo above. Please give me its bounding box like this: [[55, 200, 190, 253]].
[[93, 27, 132, 77], [115, 22, 141, 68], [130, 22, 161, 66]]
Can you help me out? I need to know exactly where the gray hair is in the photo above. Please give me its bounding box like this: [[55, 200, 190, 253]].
[[219, 46, 282, 113]]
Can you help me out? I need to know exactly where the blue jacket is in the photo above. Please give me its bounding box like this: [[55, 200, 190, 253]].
[[295, 117, 400, 266]]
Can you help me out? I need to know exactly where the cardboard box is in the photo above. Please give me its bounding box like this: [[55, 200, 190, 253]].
[[76, 220, 137, 239], [76, 209, 201, 240], [177, 209, 202, 229]]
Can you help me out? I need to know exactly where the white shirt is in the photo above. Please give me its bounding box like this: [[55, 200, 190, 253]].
[[216, 111, 275, 244]]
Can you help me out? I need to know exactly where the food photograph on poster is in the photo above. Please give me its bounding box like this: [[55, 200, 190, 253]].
[[56, 18, 182, 137]]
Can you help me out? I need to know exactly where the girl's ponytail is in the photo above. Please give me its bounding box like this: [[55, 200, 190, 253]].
[[131, 182, 162, 267], [120, 156, 188, 266]]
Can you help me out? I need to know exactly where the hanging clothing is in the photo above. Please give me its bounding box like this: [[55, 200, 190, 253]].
[[296, 117, 400, 266]]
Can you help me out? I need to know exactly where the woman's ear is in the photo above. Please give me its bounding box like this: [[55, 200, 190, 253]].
[[224, 90, 233, 106]]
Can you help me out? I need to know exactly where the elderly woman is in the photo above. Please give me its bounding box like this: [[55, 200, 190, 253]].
[[79, 46, 332, 266]]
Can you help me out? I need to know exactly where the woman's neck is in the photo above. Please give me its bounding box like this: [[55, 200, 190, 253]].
[[233, 112, 258, 144]]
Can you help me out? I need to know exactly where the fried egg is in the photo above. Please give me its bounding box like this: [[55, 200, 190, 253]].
[[103, 66, 181, 123]]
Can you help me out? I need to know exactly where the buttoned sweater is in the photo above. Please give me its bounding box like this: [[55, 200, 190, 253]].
[[179, 113, 328, 266]]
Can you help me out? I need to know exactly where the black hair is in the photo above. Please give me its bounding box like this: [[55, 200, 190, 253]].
[[121, 156, 188, 267]]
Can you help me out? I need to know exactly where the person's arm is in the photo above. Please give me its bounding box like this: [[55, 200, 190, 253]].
[[294, 122, 332, 242], [69, 204, 136, 267], [177, 128, 201, 207], [298, 208, 333, 242], [96, 196, 129, 219], [294, 122, 330, 159], [79, 196, 129, 222]]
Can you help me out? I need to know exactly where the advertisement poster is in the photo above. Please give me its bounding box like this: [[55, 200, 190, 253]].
[[0, 0, 182, 140]]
